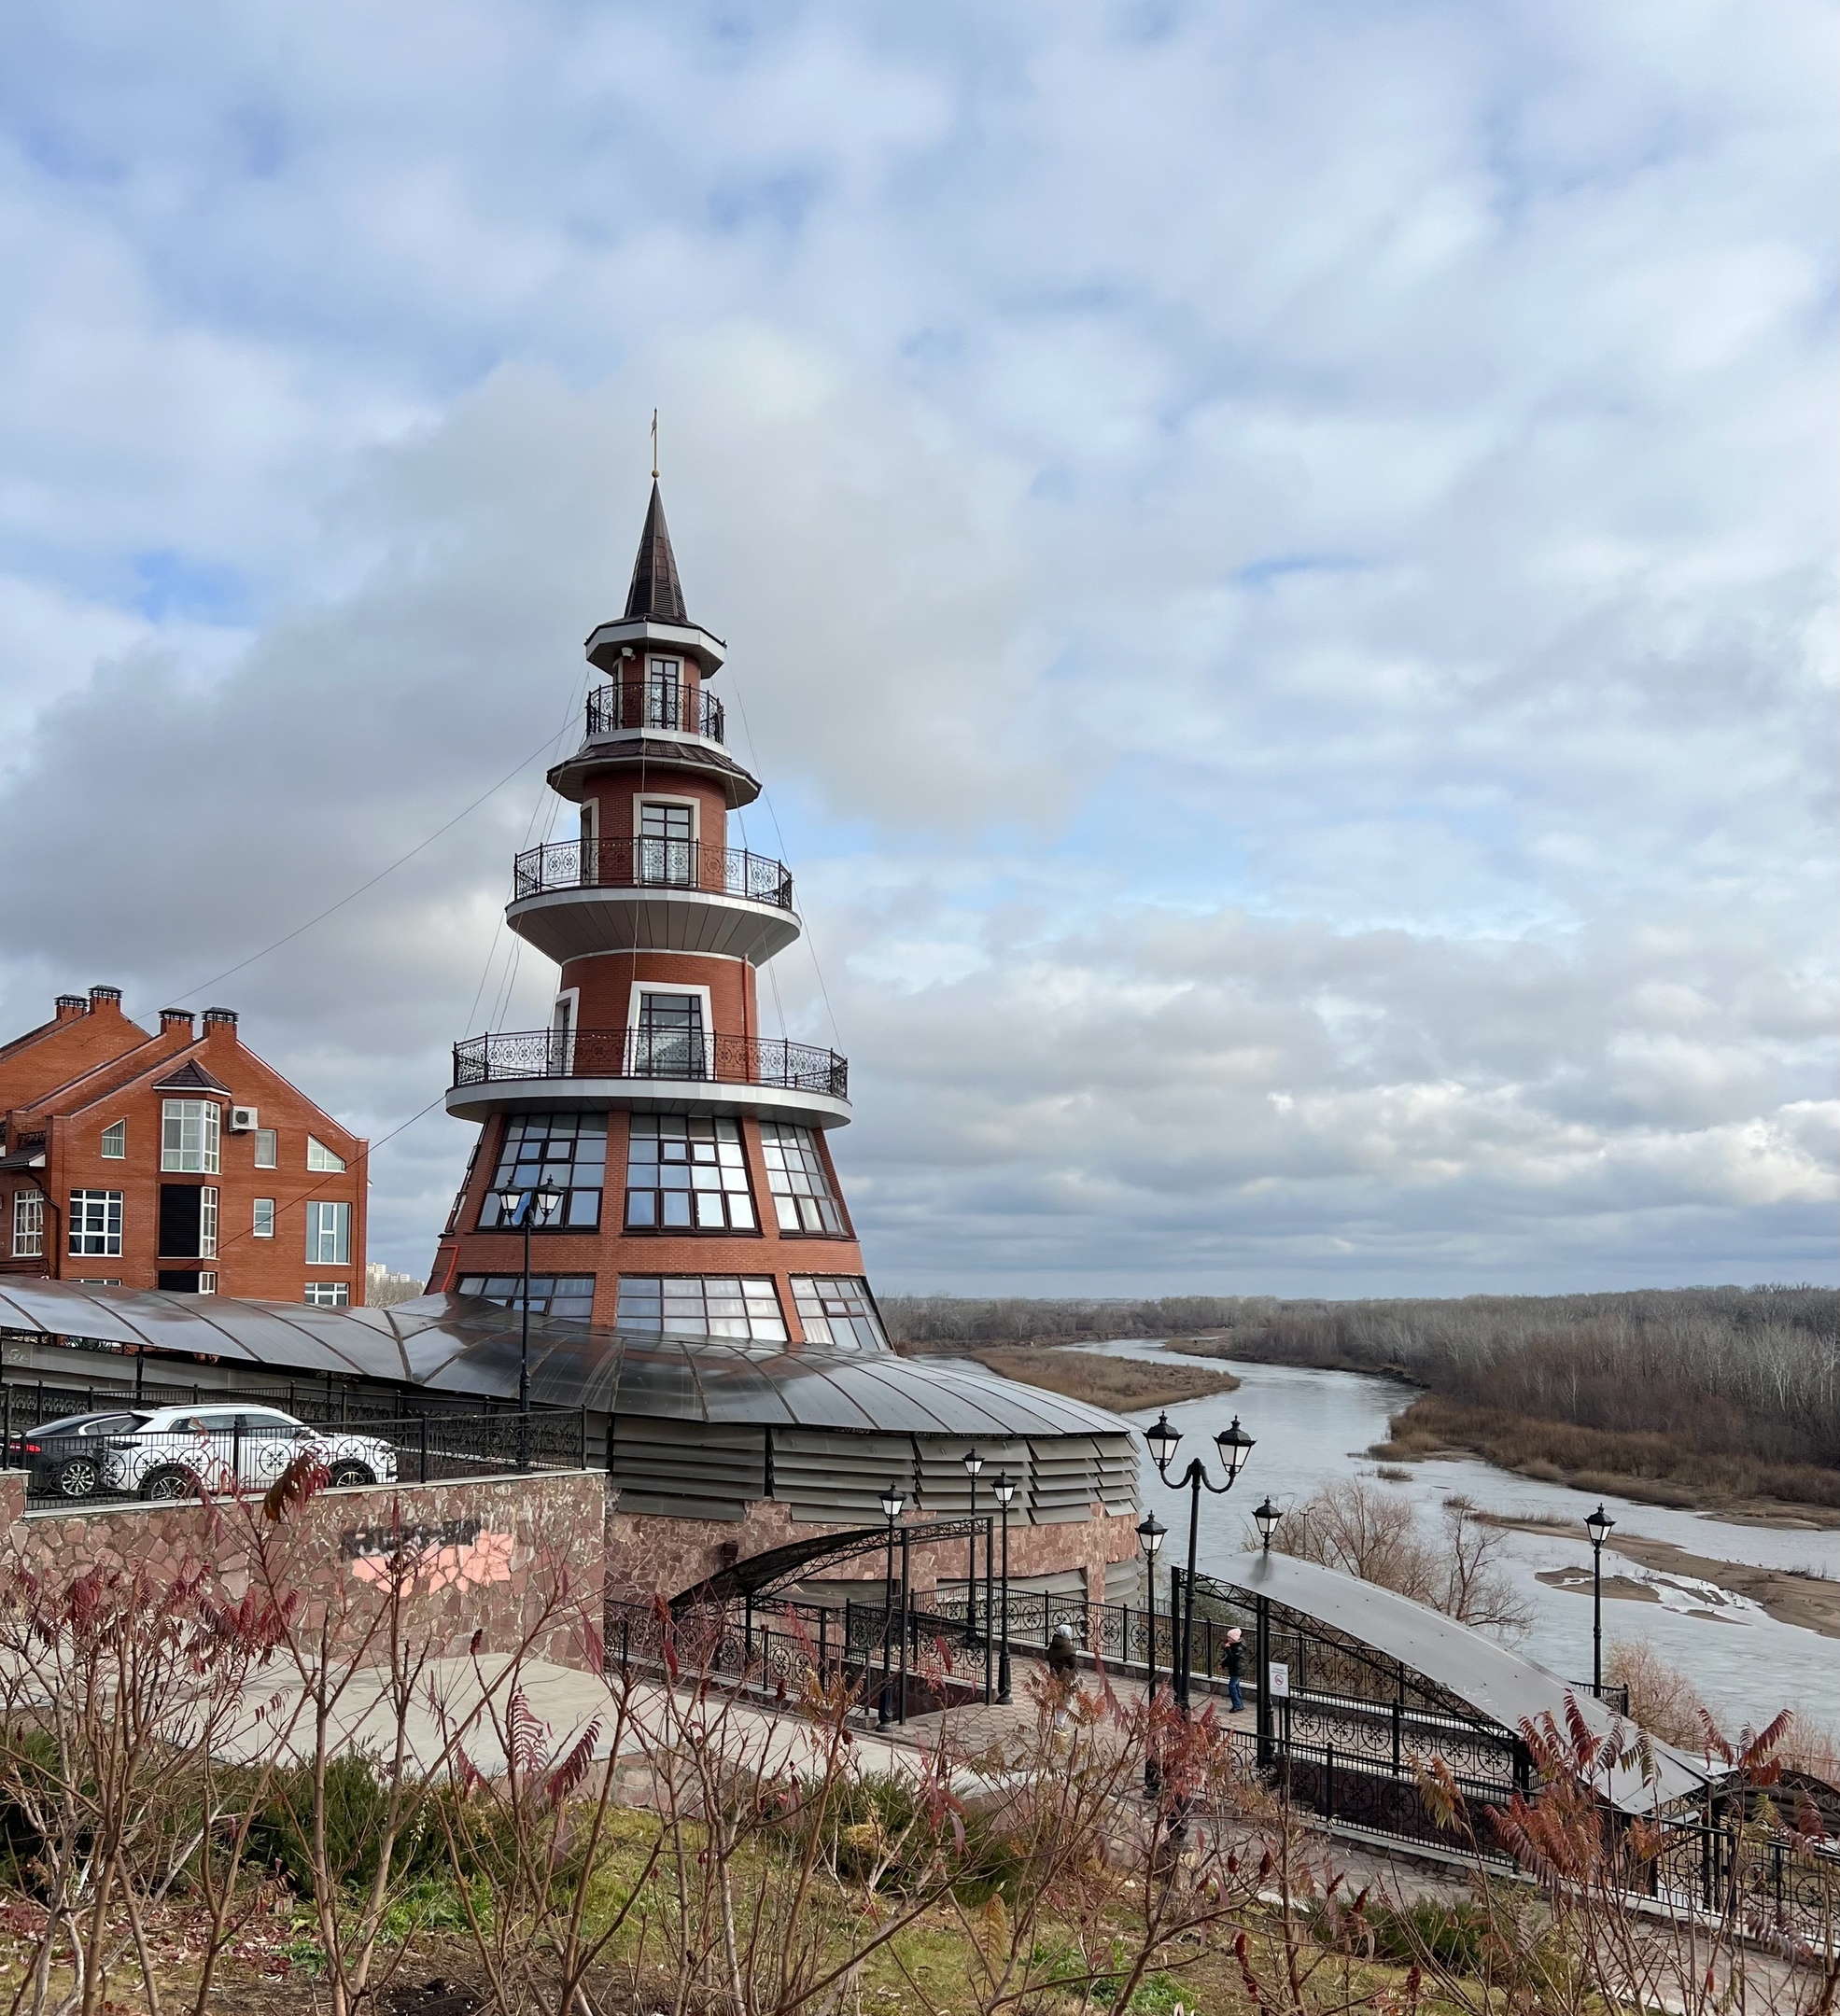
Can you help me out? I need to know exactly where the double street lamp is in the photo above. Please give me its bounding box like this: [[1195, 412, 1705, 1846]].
[[992, 1470, 1018, 1702], [1145, 1410, 1256, 1711], [1137, 1510, 1167, 1796], [495, 1183, 563, 1467], [1584, 1502, 1616, 1698]]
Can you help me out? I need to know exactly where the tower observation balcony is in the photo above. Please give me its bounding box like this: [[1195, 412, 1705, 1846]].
[[505, 838, 799, 965], [445, 1028, 850, 1129], [585, 679, 724, 742]]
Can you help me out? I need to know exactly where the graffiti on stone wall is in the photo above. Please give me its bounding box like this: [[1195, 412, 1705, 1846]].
[[341, 1516, 513, 1591]]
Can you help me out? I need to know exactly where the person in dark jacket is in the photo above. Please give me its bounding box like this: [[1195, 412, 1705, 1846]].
[[1220, 1626, 1245, 1712], [1046, 1622, 1078, 1726]]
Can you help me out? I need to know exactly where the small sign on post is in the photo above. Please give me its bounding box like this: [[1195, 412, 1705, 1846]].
[[1268, 1660, 1290, 1698]]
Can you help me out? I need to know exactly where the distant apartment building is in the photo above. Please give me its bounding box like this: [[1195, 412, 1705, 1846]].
[[0, 987, 366, 1305]]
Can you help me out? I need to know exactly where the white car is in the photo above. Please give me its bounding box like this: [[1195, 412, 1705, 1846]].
[[101, 1404, 398, 1501]]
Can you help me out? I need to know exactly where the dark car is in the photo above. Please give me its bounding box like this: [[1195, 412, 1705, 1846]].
[[12, 1411, 151, 1499]]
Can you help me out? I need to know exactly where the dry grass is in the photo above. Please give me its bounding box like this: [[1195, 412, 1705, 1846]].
[[968, 1347, 1240, 1413], [1378, 1393, 1840, 1510]]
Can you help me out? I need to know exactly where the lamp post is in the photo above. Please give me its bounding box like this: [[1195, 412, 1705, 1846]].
[[878, 1481, 905, 1726], [992, 1471, 1017, 1703], [1254, 1498, 1282, 1551], [1145, 1410, 1255, 1713], [962, 1447, 984, 1644], [496, 1183, 564, 1468], [1584, 1502, 1615, 1698], [1136, 1510, 1166, 1797]]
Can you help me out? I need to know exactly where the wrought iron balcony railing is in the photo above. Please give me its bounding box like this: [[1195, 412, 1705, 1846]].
[[586, 679, 725, 742], [512, 838, 793, 908], [452, 1029, 849, 1101]]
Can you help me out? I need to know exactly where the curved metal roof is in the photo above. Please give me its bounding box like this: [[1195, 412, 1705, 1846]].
[[0, 1281, 1129, 1440], [1212, 1549, 1721, 1813]]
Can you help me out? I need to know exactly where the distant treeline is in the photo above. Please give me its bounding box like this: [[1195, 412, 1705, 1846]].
[[879, 1287, 1840, 1471]]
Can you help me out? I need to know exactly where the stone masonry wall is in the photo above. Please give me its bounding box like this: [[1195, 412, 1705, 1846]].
[[0, 1469, 604, 1669]]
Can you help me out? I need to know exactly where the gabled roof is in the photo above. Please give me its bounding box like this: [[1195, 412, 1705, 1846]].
[[623, 482, 690, 624], [151, 1057, 232, 1095]]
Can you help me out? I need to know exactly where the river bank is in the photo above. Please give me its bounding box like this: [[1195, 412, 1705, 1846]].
[[950, 1343, 1240, 1411]]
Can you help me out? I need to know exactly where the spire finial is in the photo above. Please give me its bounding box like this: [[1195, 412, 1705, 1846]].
[[651, 408, 659, 481]]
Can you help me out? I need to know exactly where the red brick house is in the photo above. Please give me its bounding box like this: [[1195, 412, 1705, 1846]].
[[0, 987, 366, 1305]]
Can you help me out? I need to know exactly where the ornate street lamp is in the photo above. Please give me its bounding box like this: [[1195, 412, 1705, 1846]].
[[497, 1183, 564, 1468], [1254, 1498, 1282, 1551], [1584, 1502, 1616, 1698], [1137, 1510, 1167, 1797], [878, 1481, 906, 1726], [962, 1447, 984, 1644], [1145, 1412, 1256, 1712], [992, 1471, 1018, 1703]]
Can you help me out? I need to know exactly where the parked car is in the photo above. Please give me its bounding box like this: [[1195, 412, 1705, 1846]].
[[12, 1410, 153, 1499], [97, 1405, 398, 1501]]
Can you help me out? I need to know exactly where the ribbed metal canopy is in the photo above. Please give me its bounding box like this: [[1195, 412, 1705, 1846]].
[[624, 482, 689, 623], [1213, 1548, 1721, 1813], [0, 1280, 1127, 1439]]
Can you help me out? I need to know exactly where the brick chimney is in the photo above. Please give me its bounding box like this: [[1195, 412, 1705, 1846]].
[[202, 1008, 239, 1043], [159, 1009, 195, 1041], [54, 995, 86, 1024], [88, 985, 123, 1016]]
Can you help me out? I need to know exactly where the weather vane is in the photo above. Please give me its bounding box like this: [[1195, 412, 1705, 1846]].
[[651, 408, 659, 480]]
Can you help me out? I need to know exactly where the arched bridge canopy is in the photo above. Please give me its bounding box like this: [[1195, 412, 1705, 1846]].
[[1207, 1549, 1720, 1814], [674, 1516, 990, 1611]]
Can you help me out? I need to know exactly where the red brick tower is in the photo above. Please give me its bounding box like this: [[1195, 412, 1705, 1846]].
[[428, 486, 879, 1350]]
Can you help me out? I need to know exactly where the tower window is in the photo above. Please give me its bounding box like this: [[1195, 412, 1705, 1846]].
[[456, 1274, 596, 1321], [306, 1136, 346, 1171], [633, 991, 706, 1077], [636, 800, 696, 885], [625, 1114, 756, 1231], [305, 1200, 350, 1265], [100, 1121, 126, 1159], [11, 1192, 44, 1258], [760, 1124, 846, 1235], [162, 1099, 219, 1173], [481, 1111, 607, 1229], [792, 1277, 887, 1351], [645, 656, 681, 730], [69, 1191, 123, 1257], [616, 1276, 787, 1345]]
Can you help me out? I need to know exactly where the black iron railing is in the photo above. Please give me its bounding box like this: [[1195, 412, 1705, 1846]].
[[512, 838, 793, 909], [451, 1029, 849, 1100], [3, 1401, 591, 1508], [586, 680, 724, 742]]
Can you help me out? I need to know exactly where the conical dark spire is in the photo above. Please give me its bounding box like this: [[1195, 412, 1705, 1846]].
[[624, 482, 690, 623]]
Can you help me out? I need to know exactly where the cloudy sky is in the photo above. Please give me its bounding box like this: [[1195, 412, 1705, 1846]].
[[0, 1, 1833, 1295]]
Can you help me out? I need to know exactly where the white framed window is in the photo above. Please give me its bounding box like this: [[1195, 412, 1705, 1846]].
[[615, 1275, 787, 1344], [625, 1114, 756, 1231], [303, 1281, 350, 1308], [197, 1272, 218, 1295], [199, 1186, 218, 1259], [761, 1123, 846, 1235], [306, 1136, 345, 1171], [635, 795, 698, 886], [305, 1199, 350, 1265], [162, 1099, 220, 1173], [100, 1121, 126, 1159], [11, 1192, 43, 1259], [254, 1128, 277, 1169], [69, 1191, 123, 1257], [645, 655, 681, 729], [629, 986, 712, 1079], [253, 1197, 275, 1239], [792, 1277, 887, 1351]]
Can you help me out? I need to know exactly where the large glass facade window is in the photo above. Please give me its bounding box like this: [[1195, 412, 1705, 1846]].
[[456, 1274, 596, 1320], [792, 1276, 886, 1351], [162, 1099, 219, 1173], [616, 1276, 787, 1344], [625, 1114, 756, 1231], [481, 1112, 607, 1229], [69, 1191, 123, 1257], [760, 1123, 845, 1234]]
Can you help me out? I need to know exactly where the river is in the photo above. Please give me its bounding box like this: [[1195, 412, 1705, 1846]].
[[967, 1340, 1840, 1731]]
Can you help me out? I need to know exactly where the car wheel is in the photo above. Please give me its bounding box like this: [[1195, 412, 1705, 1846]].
[[139, 1466, 196, 1503], [327, 1462, 375, 1489], [53, 1456, 100, 1499]]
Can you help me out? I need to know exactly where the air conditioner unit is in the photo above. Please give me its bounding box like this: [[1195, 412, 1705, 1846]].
[[228, 1105, 259, 1133]]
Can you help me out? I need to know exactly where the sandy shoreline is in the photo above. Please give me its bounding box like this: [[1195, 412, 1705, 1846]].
[[1532, 1533, 1840, 1640]]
